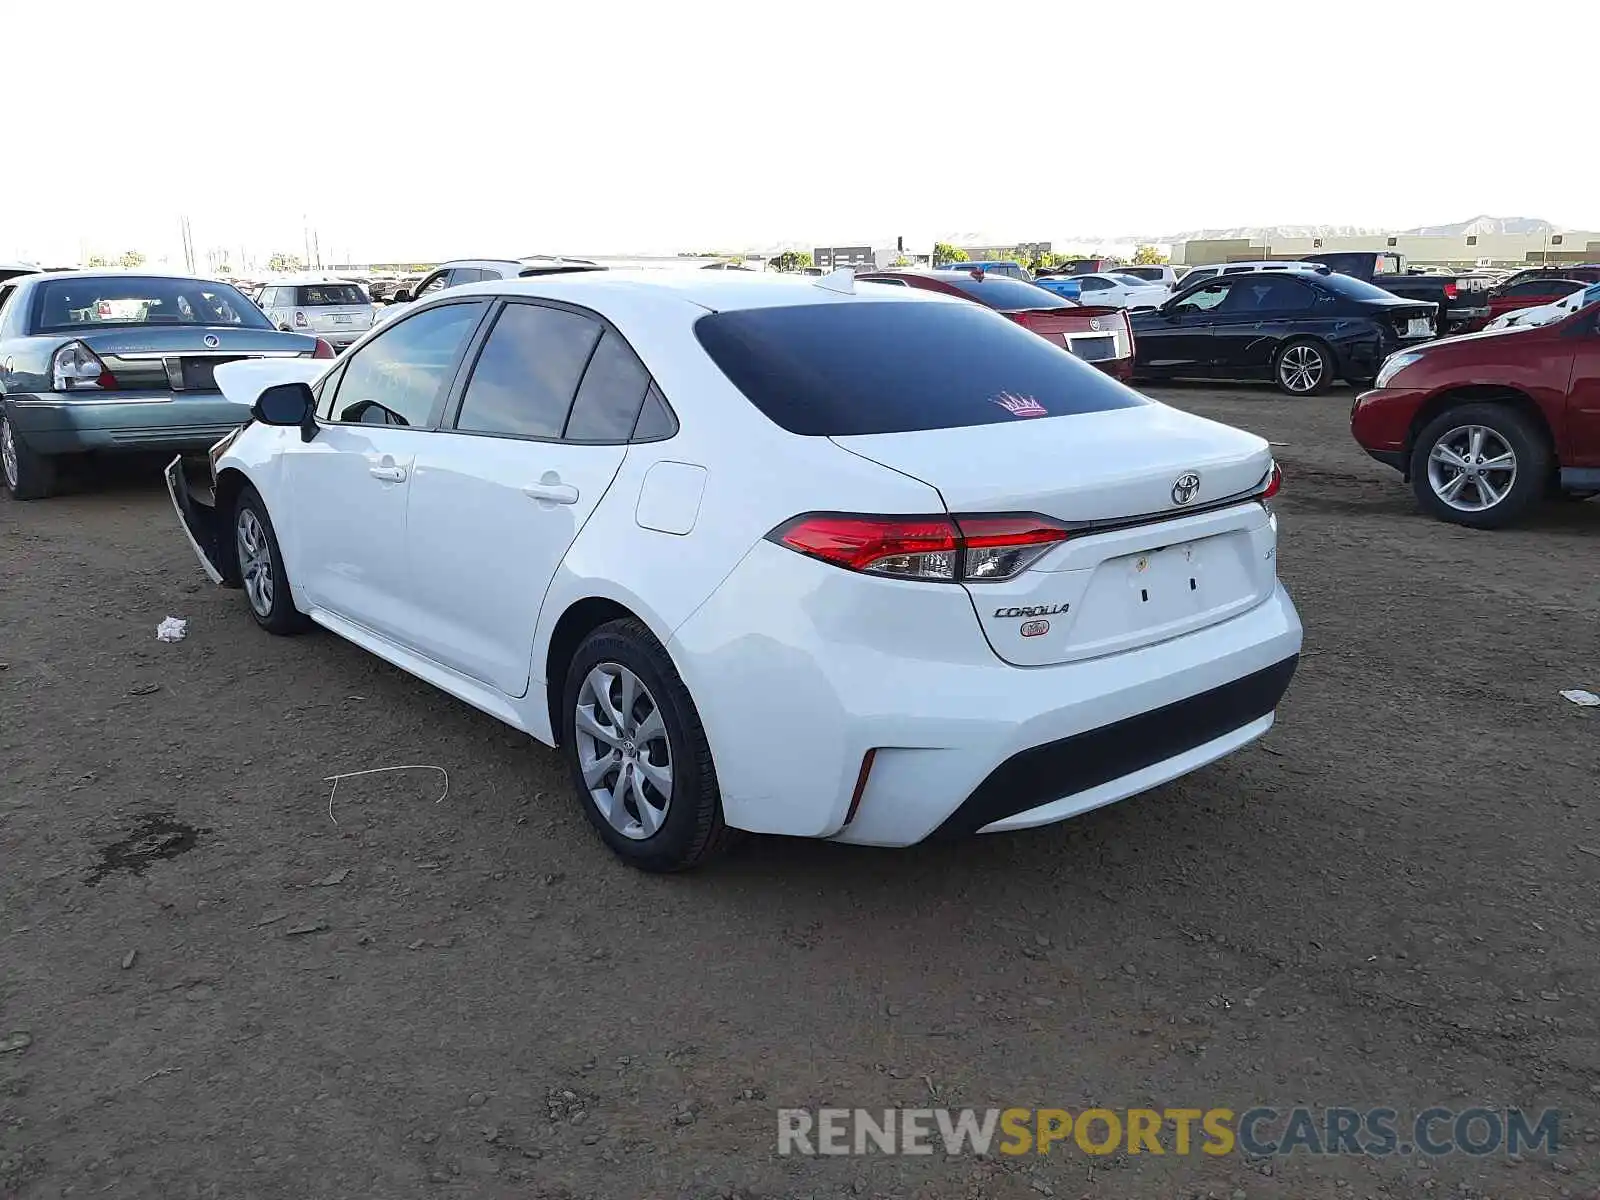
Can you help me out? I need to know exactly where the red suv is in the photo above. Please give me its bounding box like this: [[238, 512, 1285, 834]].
[[1350, 299, 1600, 527]]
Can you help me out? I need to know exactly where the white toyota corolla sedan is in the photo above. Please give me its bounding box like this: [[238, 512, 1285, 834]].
[[166, 270, 1302, 871]]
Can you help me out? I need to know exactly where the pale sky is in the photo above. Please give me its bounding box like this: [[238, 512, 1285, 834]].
[[8, 0, 1596, 267]]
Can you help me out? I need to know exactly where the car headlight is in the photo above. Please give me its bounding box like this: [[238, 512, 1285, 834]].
[[1374, 350, 1424, 389]]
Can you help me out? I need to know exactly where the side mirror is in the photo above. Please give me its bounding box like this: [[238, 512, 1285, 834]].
[[252, 382, 317, 442], [392, 289, 411, 303]]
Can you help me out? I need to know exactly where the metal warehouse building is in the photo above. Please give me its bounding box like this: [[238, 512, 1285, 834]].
[[1176, 230, 1600, 269]]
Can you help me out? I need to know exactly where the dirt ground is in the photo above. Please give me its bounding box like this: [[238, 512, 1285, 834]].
[[2, 384, 1598, 1200]]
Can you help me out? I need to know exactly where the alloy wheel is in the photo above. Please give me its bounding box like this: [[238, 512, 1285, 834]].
[[1426, 425, 1517, 513], [574, 662, 672, 841], [1, 419, 17, 491], [236, 508, 275, 616], [1279, 345, 1324, 393]]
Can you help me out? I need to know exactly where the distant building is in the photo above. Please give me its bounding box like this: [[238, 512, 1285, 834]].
[[813, 244, 929, 271], [960, 241, 1051, 262], [1175, 230, 1600, 269]]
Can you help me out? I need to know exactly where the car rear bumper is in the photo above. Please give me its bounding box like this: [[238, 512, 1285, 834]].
[[3, 392, 247, 455], [669, 540, 1303, 846]]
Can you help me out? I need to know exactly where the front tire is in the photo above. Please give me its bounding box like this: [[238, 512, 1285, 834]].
[[233, 485, 311, 634], [1, 413, 58, 500], [1275, 339, 1333, 396], [1409, 403, 1549, 529], [560, 619, 734, 872]]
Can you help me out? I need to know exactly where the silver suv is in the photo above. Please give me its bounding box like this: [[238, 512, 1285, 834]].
[[257, 276, 374, 351], [373, 256, 603, 325]]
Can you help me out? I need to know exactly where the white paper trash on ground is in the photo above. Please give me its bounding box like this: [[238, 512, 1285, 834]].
[[156, 617, 189, 643], [1559, 689, 1600, 707]]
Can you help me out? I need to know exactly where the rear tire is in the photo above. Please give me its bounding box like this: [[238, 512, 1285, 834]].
[[233, 484, 311, 634], [560, 618, 736, 872], [1409, 403, 1549, 529], [1, 413, 58, 500], [1275, 339, 1333, 396]]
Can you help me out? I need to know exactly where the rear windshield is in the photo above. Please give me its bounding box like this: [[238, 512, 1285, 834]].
[[1314, 272, 1409, 303], [32, 277, 272, 332], [933, 275, 1075, 311], [694, 301, 1145, 437], [1117, 267, 1162, 280], [295, 283, 368, 306]]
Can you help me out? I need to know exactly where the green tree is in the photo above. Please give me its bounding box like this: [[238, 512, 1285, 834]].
[[1031, 251, 1067, 272], [118, 250, 145, 269], [266, 252, 304, 272], [85, 254, 110, 268], [890, 255, 911, 267], [768, 249, 814, 273], [1133, 244, 1169, 265], [933, 242, 968, 265]]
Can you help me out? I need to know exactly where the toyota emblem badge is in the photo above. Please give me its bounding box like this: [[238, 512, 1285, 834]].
[[1089, 317, 1102, 331], [1171, 472, 1202, 505], [203, 334, 220, 348]]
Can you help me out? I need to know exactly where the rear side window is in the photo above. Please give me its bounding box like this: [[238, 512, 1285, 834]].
[[564, 329, 651, 441], [455, 302, 601, 439], [694, 301, 1145, 437], [936, 275, 1074, 310]]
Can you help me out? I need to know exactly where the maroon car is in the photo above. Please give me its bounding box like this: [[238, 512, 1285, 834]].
[[856, 269, 1135, 382], [1350, 296, 1600, 527]]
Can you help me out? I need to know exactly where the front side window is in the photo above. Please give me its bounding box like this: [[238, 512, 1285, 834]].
[[448, 267, 488, 286], [325, 301, 484, 427], [32, 276, 272, 332], [454, 302, 601, 439], [1078, 277, 1114, 292], [1174, 282, 1232, 312]]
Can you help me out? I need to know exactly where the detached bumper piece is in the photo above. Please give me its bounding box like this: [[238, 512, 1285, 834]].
[[164, 455, 232, 586], [932, 655, 1299, 838]]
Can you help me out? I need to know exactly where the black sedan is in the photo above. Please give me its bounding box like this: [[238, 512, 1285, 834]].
[[0, 272, 332, 499], [1130, 271, 1439, 396]]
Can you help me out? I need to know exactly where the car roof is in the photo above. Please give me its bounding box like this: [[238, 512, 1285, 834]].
[[9, 269, 239, 285], [446, 269, 962, 313]]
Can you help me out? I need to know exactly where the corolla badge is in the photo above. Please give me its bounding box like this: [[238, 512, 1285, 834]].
[[203, 334, 220, 348], [1171, 472, 1202, 505]]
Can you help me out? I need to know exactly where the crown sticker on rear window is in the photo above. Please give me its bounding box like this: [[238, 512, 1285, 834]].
[[992, 392, 1048, 418]]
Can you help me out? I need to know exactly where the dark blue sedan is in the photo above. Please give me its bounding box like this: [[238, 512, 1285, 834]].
[[0, 272, 333, 499]]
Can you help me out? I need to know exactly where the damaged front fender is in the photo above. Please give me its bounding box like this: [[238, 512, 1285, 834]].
[[164, 454, 235, 587]]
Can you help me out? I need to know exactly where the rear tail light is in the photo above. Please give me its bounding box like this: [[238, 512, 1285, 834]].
[[293, 310, 309, 328], [767, 512, 1069, 583], [1110, 309, 1133, 359], [1444, 282, 1458, 300], [51, 341, 117, 391], [1259, 462, 1283, 502], [311, 338, 336, 359]]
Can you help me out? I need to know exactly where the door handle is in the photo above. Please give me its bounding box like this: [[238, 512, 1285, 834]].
[[523, 482, 579, 505], [369, 465, 407, 483]]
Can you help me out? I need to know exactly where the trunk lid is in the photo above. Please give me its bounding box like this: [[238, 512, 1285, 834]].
[[832, 404, 1278, 666], [1009, 305, 1131, 365], [75, 326, 317, 392], [301, 304, 374, 335]]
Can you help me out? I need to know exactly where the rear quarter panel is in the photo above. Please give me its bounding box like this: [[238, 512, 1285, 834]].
[[528, 292, 947, 729]]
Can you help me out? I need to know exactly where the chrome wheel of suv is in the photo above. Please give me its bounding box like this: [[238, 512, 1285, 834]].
[[1426, 424, 1517, 513]]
